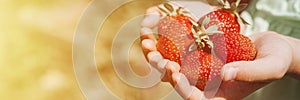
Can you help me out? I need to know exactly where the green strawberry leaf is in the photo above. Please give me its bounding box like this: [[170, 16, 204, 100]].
[[205, 25, 219, 34], [163, 3, 174, 13], [237, 3, 248, 12], [158, 6, 168, 15], [202, 17, 210, 27]]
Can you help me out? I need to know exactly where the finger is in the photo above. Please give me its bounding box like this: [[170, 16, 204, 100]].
[[162, 61, 180, 82], [172, 73, 198, 100], [141, 39, 156, 56], [188, 87, 207, 100], [147, 51, 171, 82], [221, 58, 288, 82], [140, 27, 157, 43], [171, 73, 222, 100], [203, 76, 222, 98], [141, 6, 160, 28], [166, 61, 180, 74], [157, 59, 168, 71], [157, 59, 168, 79], [147, 51, 163, 70], [189, 87, 226, 100]]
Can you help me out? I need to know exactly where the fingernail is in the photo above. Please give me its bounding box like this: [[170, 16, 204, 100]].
[[223, 67, 237, 81], [142, 39, 155, 50]]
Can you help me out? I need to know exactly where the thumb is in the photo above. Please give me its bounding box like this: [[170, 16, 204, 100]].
[[221, 58, 287, 82]]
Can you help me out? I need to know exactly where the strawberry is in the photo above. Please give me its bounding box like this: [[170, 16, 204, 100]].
[[157, 3, 195, 64], [189, 0, 256, 63], [180, 50, 224, 91], [198, 0, 248, 34], [209, 33, 256, 63], [198, 10, 240, 34]]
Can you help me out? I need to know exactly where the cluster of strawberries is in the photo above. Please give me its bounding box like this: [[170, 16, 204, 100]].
[[156, 0, 256, 90]]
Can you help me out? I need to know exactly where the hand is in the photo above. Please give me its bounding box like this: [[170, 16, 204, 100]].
[[221, 32, 293, 82], [140, 1, 296, 100]]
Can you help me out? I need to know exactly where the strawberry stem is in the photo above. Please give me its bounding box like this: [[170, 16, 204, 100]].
[[157, 3, 191, 18], [189, 18, 215, 53]]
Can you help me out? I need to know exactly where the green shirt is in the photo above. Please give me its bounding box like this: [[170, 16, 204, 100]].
[[243, 0, 300, 38]]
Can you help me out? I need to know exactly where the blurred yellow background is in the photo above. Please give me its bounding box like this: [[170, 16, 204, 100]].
[[0, 0, 90, 99], [0, 0, 177, 100], [94, 0, 178, 99]]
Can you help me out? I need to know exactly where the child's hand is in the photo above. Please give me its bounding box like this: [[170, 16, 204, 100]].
[[140, 1, 297, 100]]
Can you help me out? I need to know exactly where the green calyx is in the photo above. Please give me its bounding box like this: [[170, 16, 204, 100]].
[[207, 0, 249, 25], [189, 16, 221, 53], [157, 3, 190, 17]]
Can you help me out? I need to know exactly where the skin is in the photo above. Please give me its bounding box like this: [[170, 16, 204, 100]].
[[140, 1, 300, 100]]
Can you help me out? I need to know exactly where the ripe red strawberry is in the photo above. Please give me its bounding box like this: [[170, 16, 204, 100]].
[[209, 33, 256, 63], [198, 10, 240, 34], [157, 4, 195, 65], [198, 0, 248, 34], [180, 50, 224, 91], [189, 0, 255, 63]]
